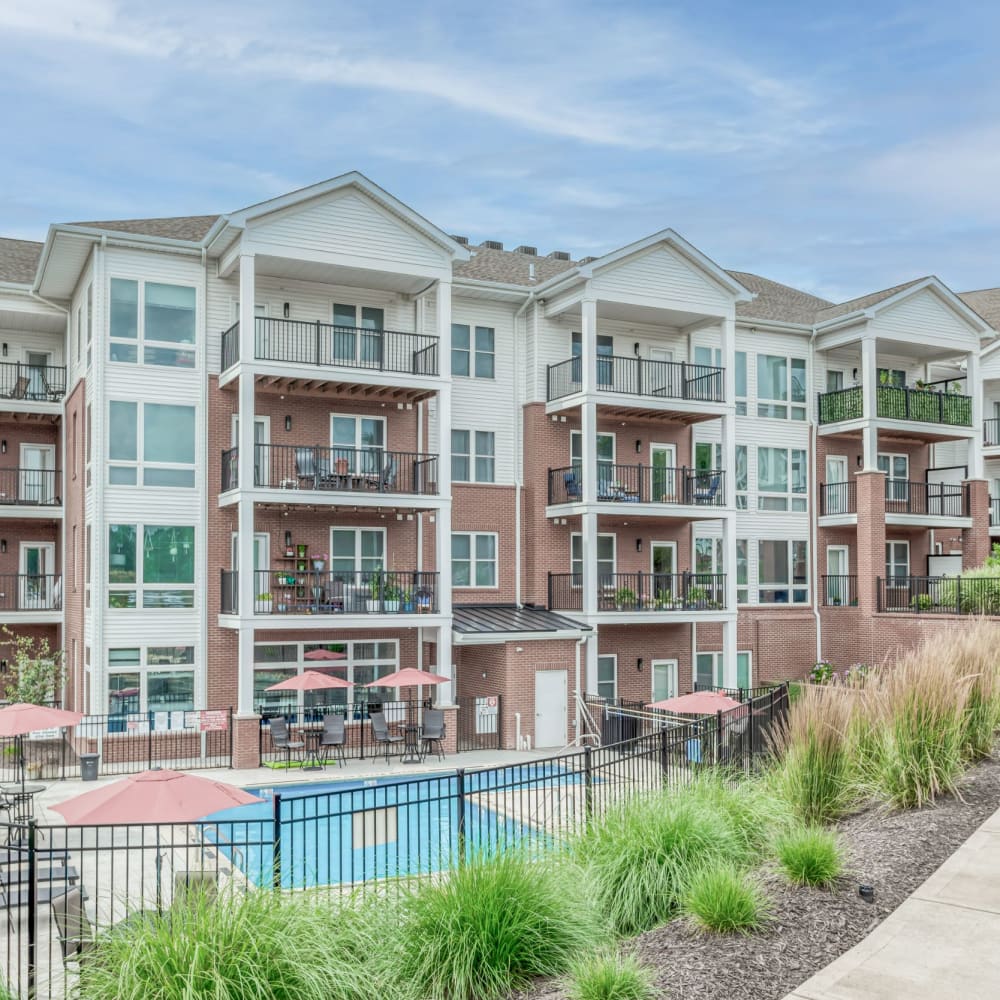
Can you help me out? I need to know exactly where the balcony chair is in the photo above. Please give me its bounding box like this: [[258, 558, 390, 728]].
[[691, 474, 721, 504], [319, 714, 347, 764], [5, 376, 29, 401], [268, 717, 305, 768], [369, 711, 404, 764], [52, 886, 94, 965], [294, 447, 317, 489], [420, 709, 446, 761], [563, 471, 582, 501], [378, 455, 398, 492]]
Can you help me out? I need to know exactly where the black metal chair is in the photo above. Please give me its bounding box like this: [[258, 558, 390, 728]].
[[563, 471, 582, 501], [294, 447, 317, 489], [369, 711, 403, 764], [319, 714, 347, 764], [52, 886, 94, 964], [268, 718, 305, 768], [420, 709, 446, 761]]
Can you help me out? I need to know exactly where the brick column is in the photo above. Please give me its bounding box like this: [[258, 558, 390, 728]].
[[232, 713, 262, 770], [440, 704, 459, 755], [963, 479, 992, 570], [855, 470, 887, 615]]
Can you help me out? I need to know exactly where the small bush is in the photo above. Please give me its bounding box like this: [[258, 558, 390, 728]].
[[565, 951, 655, 1000], [575, 791, 741, 935], [775, 826, 844, 887], [681, 863, 770, 934], [394, 851, 602, 1000]]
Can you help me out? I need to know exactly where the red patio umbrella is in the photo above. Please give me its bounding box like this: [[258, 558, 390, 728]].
[[265, 670, 353, 692], [0, 703, 84, 791], [646, 690, 743, 714], [303, 648, 348, 661], [366, 667, 449, 688]]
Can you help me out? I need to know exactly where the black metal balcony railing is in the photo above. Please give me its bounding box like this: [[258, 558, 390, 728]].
[[884, 480, 968, 517], [985, 418, 1000, 447], [0, 362, 67, 403], [547, 464, 725, 506], [0, 468, 61, 505], [220, 317, 439, 377], [991, 497, 1000, 528], [817, 384, 972, 427], [0, 574, 62, 611], [548, 571, 726, 613], [220, 569, 439, 616], [878, 575, 1000, 615], [221, 445, 438, 496], [819, 481, 857, 516], [821, 575, 857, 606], [546, 356, 725, 404]]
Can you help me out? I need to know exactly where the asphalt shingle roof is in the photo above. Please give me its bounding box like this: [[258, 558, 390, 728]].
[[813, 277, 928, 323], [453, 246, 579, 286], [67, 215, 220, 241], [727, 270, 833, 325], [453, 604, 589, 635], [958, 289, 1000, 333], [0, 237, 44, 284]]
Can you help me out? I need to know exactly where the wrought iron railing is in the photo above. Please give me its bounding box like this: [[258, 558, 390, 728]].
[[818, 481, 856, 516], [546, 356, 724, 403], [818, 384, 972, 426], [221, 444, 438, 495], [883, 480, 968, 517], [878, 575, 1000, 614], [221, 569, 439, 615], [986, 418, 1000, 447], [548, 571, 726, 612], [547, 464, 725, 506], [821, 575, 857, 606], [991, 497, 1000, 527], [0, 467, 61, 505], [0, 361, 66, 402], [0, 574, 62, 611]]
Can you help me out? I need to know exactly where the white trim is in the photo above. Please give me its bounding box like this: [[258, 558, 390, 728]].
[[452, 530, 499, 590], [596, 653, 618, 701], [651, 658, 679, 702]]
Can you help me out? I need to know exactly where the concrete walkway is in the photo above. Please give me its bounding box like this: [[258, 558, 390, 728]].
[[786, 805, 1000, 1000]]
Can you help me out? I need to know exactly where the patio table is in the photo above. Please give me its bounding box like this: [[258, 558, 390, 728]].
[[400, 725, 424, 764]]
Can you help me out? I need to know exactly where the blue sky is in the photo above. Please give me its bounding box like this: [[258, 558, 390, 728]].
[[1, 0, 998, 301]]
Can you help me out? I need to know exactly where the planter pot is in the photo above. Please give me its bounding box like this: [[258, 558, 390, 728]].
[[384, 600, 400, 613], [366, 600, 380, 613], [402, 602, 414, 613], [312, 560, 326, 571], [277, 603, 288, 613]]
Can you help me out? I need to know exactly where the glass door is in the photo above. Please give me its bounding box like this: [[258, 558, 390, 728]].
[[333, 304, 384, 366], [826, 545, 849, 605], [331, 415, 385, 477], [571, 332, 614, 389], [652, 659, 678, 703], [651, 541, 677, 601], [19, 444, 55, 504], [825, 455, 848, 514], [20, 542, 56, 609], [651, 444, 676, 502], [25, 352, 51, 400], [879, 454, 909, 504]]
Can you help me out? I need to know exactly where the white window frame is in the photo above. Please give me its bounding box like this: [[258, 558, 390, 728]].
[[451, 429, 495, 483], [451, 323, 496, 379], [107, 646, 197, 716], [757, 446, 807, 512], [108, 276, 197, 367], [571, 532, 616, 585], [330, 412, 386, 476], [108, 400, 197, 488], [452, 531, 498, 589], [596, 654, 617, 702], [885, 540, 910, 581], [651, 658, 678, 703], [328, 527, 387, 576], [107, 523, 196, 610], [694, 536, 723, 575], [878, 453, 910, 502], [755, 353, 807, 421], [757, 539, 809, 605], [694, 650, 752, 690]]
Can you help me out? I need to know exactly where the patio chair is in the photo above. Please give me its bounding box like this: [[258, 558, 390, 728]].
[[6, 376, 29, 400], [268, 717, 305, 768], [691, 473, 721, 504], [563, 471, 582, 501], [420, 709, 446, 762], [369, 711, 403, 764], [52, 886, 94, 963], [379, 455, 398, 492], [319, 714, 347, 764], [294, 447, 317, 488]]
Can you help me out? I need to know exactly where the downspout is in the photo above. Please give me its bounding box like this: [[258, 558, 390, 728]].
[[808, 326, 822, 664], [513, 290, 534, 606], [574, 632, 588, 745]]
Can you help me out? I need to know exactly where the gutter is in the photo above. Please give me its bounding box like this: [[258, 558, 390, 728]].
[[808, 325, 822, 664]]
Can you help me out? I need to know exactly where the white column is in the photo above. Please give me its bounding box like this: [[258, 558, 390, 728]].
[[721, 616, 738, 689], [968, 350, 984, 480], [236, 253, 256, 714], [860, 335, 878, 470], [584, 632, 599, 695], [434, 278, 455, 704]]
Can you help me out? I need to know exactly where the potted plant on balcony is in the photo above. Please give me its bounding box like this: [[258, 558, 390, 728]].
[[383, 582, 401, 614], [312, 552, 328, 572], [367, 575, 382, 613], [400, 587, 415, 613], [685, 585, 708, 608], [613, 586, 637, 610], [257, 592, 273, 614]]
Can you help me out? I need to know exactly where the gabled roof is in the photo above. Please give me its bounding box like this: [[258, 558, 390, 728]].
[[452, 604, 590, 636], [958, 288, 1000, 333], [67, 215, 220, 242], [813, 277, 928, 323], [0, 237, 44, 284], [728, 270, 832, 325]]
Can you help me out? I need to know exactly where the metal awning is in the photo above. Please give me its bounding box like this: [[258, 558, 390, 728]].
[[452, 604, 590, 644]]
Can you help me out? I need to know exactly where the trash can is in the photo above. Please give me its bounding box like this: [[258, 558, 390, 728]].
[[80, 753, 100, 781]]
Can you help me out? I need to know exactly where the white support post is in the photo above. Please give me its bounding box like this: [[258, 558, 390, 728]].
[[968, 350, 984, 480], [236, 253, 256, 715], [584, 632, 599, 696], [721, 616, 738, 689], [861, 335, 878, 470], [434, 279, 455, 704]]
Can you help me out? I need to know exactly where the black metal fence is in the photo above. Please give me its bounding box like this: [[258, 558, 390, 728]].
[[221, 443, 438, 495], [0, 575, 62, 613], [819, 481, 856, 516], [816, 384, 972, 426], [546, 356, 725, 403], [0, 362, 66, 402], [0, 686, 786, 998], [548, 571, 726, 613], [822, 574, 858, 607], [986, 418, 1000, 447], [0, 469, 61, 506], [884, 479, 968, 516], [878, 575, 1000, 615], [547, 463, 725, 506], [455, 695, 502, 751], [992, 497, 1000, 528]]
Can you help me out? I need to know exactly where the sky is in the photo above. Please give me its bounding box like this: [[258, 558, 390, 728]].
[[1, 0, 999, 302]]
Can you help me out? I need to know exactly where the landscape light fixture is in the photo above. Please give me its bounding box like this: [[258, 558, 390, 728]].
[[859, 884, 875, 903]]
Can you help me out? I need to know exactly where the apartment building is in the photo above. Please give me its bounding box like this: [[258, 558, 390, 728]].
[[0, 171, 996, 758]]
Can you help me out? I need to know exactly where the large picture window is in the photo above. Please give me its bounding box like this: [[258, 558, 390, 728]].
[[757, 447, 807, 511], [108, 524, 195, 608], [109, 278, 196, 367], [758, 539, 808, 604], [108, 645, 196, 715], [757, 354, 806, 420], [108, 400, 196, 487]]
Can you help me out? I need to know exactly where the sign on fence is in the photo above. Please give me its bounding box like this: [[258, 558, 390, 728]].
[[475, 696, 499, 734], [199, 710, 229, 732]]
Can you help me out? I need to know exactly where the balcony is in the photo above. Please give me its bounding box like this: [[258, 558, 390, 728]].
[[821, 575, 857, 607], [0, 468, 61, 507], [818, 481, 857, 516], [546, 356, 724, 405], [0, 362, 66, 404], [220, 569, 439, 617], [220, 317, 439, 377], [819, 480, 969, 521], [878, 576, 1000, 615], [985, 418, 1000, 449], [548, 464, 725, 509], [991, 497, 1000, 532], [548, 571, 726, 615], [817, 384, 972, 428], [221, 445, 438, 499], [0, 574, 62, 613]]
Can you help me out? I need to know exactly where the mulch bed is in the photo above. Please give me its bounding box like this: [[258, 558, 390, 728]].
[[519, 754, 1000, 1000]]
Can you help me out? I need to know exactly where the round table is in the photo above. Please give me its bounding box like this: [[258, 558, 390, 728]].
[[1, 783, 46, 823], [400, 726, 424, 764]]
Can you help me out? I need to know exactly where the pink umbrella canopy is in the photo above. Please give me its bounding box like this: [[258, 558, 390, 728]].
[[52, 769, 262, 825], [366, 667, 450, 688], [646, 691, 743, 715], [0, 703, 83, 737], [265, 670, 353, 692], [303, 648, 348, 661]]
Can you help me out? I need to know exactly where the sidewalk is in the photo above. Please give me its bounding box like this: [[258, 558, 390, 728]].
[[786, 804, 1000, 1000]]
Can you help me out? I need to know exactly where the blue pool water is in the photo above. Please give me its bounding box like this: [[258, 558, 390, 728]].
[[206, 762, 580, 888]]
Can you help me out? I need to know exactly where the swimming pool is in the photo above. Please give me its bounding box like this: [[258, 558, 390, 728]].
[[206, 762, 581, 888]]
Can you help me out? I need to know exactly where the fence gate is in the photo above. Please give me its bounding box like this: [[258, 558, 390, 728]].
[[456, 695, 502, 751]]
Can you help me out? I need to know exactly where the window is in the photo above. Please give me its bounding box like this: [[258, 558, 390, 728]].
[[108, 401, 196, 487], [695, 651, 751, 690], [332, 304, 384, 365], [878, 368, 906, 388], [571, 331, 615, 386], [330, 528, 385, 577], [826, 370, 844, 392], [108, 524, 195, 609], [453, 532, 497, 587], [451, 430, 495, 483], [109, 278, 196, 367], [107, 646, 197, 716], [757, 354, 806, 420], [571, 533, 616, 585], [736, 539, 748, 604], [694, 346, 721, 368], [735, 445, 748, 509], [878, 453, 909, 502], [695, 442, 722, 473], [735, 352, 747, 415], [757, 447, 807, 511], [452, 324, 495, 378], [597, 655, 617, 701], [331, 414, 384, 475], [885, 541, 910, 581], [758, 539, 808, 604], [570, 431, 615, 488], [695, 537, 723, 575]]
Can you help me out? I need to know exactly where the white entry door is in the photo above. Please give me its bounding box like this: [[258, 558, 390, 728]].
[[534, 669, 568, 747], [19, 444, 56, 504], [824, 455, 848, 514], [651, 659, 679, 703]]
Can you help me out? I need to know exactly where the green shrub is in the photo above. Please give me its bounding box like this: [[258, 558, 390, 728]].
[[575, 791, 741, 935], [775, 826, 844, 887], [681, 863, 770, 934], [566, 951, 655, 1000], [79, 888, 400, 1000], [394, 851, 602, 1000]]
